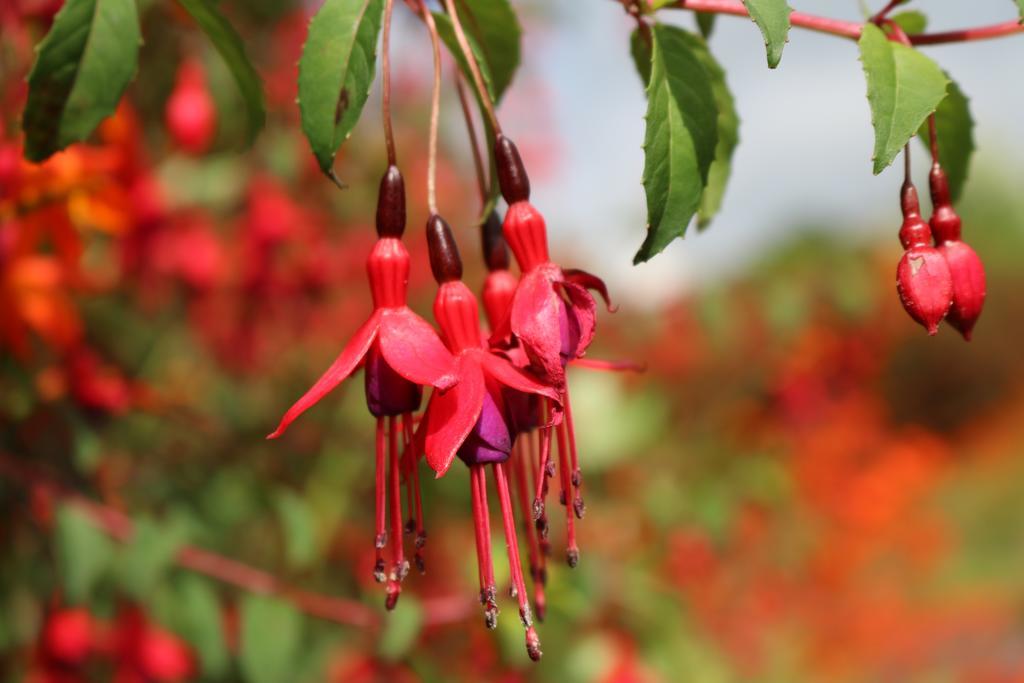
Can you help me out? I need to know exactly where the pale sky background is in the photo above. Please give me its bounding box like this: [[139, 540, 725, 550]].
[[483, 1, 1024, 307]]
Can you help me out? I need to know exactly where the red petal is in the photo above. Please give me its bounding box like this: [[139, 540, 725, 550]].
[[510, 265, 565, 385], [560, 280, 597, 359], [267, 311, 381, 439], [563, 268, 616, 312], [379, 307, 458, 389], [423, 358, 485, 477], [479, 350, 559, 405]]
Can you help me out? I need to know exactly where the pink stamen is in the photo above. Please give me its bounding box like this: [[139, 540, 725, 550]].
[[511, 440, 546, 620], [374, 417, 387, 584], [563, 388, 585, 520], [403, 413, 426, 573], [386, 416, 407, 610], [470, 464, 498, 628], [555, 414, 579, 568], [532, 401, 554, 538], [495, 461, 540, 660]]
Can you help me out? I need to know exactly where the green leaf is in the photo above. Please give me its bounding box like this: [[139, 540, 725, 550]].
[[448, 0, 521, 102], [115, 517, 189, 600], [274, 490, 317, 570], [917, 76, 973, 202], [173, 576, 229, 678], [741, 0, 791, 68], [1017, 0, 1024, 23], [175, 0, 266, 146], [298, 0, 385, 185], [239, 595, 303, 683], [859, 23, 948, 174], [55, 505, 114, 603], [684, 34, 739, 228], [634, 25, 719, 263], [629, 29, 652, 87], [696, 12, 716, 40], [21, 0, 141, 162], [889, 10, 928, 35], [377, 595, 423, 661], [435, 12, 496, 104]]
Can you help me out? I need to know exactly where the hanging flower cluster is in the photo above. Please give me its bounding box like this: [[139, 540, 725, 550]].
[[267, 136, 616, 659]]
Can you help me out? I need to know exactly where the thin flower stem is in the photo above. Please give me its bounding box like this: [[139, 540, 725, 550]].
[[666, 0, 1024, 45], [928, 115, 940, 164], [870, 0, 903, 24], [904, 143, 911, 186], [455, 71, 489, 206], [441, 0, 502, 135], [419, 0, 443, 215], [382, 0, 397, 165]]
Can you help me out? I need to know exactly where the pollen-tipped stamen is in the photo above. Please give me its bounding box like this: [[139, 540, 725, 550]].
[[374, 417, 387, 584], [532, 402, 553, 539], [470, 464, 498, 628], [563, 389, 585, 520], [494, 461, 540, 660], [510, 440, 547, 620], [385, 417, 408, 610], [403, 413, 426, 573], [555, 413, 579, 568]]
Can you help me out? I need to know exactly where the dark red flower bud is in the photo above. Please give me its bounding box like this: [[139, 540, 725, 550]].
[[495, 134, 530, 204], [426, 214, 462, 284], [937, 239, 986, 340], [375, 165, 406, 238], [481, 210, 510, 272], [165, 60, 216, 155]]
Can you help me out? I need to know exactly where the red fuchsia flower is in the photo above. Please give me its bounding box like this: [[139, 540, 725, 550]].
[[418, 214, 559, 660], [268, 166, 457, 608], [39, 608, 94, 668], [165, 59, 216, 155], [895, 178, 952, 335], [486, 135, 616, 568], [928, 162, 986, 340]]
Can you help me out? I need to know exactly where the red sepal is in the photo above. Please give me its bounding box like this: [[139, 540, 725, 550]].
[[379, 307, 458, 389], [563, 268, 616, 312], [267, 311, 382, 439], [510, 264, 565, 385], [423, 357, 486, 477], [559, 279, 597, 359]]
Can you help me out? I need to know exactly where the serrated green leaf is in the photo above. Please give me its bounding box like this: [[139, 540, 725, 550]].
[[22, 0, 140, 162], [377, 595, 423, 661], [630, 29, 737, 228], [239, 595, 303, 683], [274, 490, 317, 570], [116, 517, 189, 600], [634, 25, 719, 263], [298, 0, 384, 184], [741, 0, 791, 68], [175, 0, 266, 146], [449, 0, 521, 101], [55, 505, 114, 603], [918, 76, 973, 202], [696, 12, 716, 40], [173, 576, 229, 678], [859, 23, 948, 174], [890, 10, 927, 35]]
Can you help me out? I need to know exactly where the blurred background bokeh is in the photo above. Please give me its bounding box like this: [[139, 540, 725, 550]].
[[3, 1, 1024, 681]]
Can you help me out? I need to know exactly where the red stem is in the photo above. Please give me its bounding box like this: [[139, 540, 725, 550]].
[[669, 1, 1024, 45]]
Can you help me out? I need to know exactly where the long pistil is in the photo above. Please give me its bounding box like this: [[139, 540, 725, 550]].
[[403, 413, 426, 573], [385, 416, 407, 609], [555, 414, 579, 568], [470, 464, 498, 628], [511, 439, 547, 620], [494, 461, 541, 661], [374, 417, 387, 584]]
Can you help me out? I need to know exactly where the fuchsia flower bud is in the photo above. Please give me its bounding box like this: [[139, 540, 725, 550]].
[[895, 179, 952, 336], [928, 163, 986, 340]]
